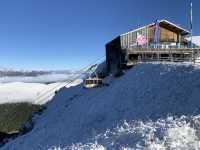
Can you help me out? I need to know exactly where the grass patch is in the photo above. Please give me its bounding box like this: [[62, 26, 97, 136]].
[[0, 103, 41, 134]]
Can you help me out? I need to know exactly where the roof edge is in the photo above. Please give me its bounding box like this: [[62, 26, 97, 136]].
[[120, 19, 190, 36]]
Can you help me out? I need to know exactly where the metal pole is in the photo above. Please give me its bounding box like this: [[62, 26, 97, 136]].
[[190, 0, 193, 48]]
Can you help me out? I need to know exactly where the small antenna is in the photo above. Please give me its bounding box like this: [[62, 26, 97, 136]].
[[137, 16, 140, 28]]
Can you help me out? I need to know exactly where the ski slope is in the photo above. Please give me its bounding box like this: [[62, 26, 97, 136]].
[[2, 63, 200, 150]]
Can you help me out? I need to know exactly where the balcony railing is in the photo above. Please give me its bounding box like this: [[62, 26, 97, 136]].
[[127, 47, 200, 54]]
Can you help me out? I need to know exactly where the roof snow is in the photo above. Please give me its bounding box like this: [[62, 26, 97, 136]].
[[3, 63, 200, 149], [121, 19, 190, 36]]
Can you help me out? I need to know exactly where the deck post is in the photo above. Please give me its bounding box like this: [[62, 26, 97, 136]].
[[197, 49, 200, 62], [192, 50, 195, 64], [157, 53, 160, 61], [170, 49, 173, 62], [190, 50, 194, 63], [170, 54, 173, 62]]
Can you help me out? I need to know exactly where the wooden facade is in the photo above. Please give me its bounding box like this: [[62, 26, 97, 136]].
[[106, 20, 198, 74], [120, 20, 189, 49]]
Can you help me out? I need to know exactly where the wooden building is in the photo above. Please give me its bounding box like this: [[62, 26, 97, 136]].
[[106, 20, 199, 74]]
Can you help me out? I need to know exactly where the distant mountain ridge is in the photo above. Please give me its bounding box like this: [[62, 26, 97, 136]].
[[0, 69, 82, 77], [0, 70, 49, 77], [0, 69, 85, 83]]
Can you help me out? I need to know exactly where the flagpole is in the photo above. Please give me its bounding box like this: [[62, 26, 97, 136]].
[[190, 0, 193, 48]]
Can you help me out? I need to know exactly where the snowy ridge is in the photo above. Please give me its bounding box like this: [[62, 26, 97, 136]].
[[0, 79, 82, 105], [3, 63, 200, 149]]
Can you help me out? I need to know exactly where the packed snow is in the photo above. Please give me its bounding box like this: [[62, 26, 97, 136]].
[[3, 63, 200, 150]]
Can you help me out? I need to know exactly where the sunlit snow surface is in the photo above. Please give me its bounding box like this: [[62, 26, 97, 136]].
[[3, 63, 200, 150], [49, 116, 200, 150]]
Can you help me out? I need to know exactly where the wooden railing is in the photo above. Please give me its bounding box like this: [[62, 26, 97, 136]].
[[125, 48, 200, 66], [127, 47, 200, 54], [126, 57, 200, 67]]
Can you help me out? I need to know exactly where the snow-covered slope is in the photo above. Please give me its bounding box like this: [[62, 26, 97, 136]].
[[3, 63, 200, 149], [0, 79, 82, 105]]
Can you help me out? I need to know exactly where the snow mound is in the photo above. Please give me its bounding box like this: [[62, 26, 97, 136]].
[[3, 63, 200, 150]]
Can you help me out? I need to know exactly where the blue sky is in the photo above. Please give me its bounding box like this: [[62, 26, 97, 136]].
[[0, 0, 199, 70]]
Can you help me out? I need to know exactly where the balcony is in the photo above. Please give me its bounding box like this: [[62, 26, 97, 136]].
[[127, 47, 198, 55]]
